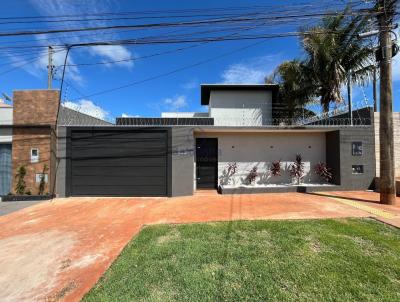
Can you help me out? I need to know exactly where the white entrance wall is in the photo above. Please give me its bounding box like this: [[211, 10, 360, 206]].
[[209, 90, 272, 126], [195, 132, 326, 186]]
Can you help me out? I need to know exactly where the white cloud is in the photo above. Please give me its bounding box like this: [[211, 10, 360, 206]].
[[29, 0, 134, 70], [7, 46, 83, 84], [163, 95, 188, 111], [63, 99, 109, 120], [90, 45, 134, 68], [221, 55, 281, 84], [181, 79, 198, 90]]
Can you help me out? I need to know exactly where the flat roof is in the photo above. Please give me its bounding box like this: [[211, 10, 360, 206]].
[[200, 84, 279, 105]]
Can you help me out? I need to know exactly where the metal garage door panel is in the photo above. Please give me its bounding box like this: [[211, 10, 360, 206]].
[[70, 129, 168, 196]]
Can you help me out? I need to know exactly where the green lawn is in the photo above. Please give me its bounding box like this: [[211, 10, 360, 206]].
[[83, 219, 400, 302]]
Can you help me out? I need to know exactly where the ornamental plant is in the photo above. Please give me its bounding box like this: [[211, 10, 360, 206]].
[[270, 160, 282, 176], [314, 162, 333, 182], [219, 162, 238, 186], [38, 164, 48, 195], [15, 166, 27, 195], [289, 154, 305, 185], [245, 166, 258, 185], [227, 162, 237, 177]]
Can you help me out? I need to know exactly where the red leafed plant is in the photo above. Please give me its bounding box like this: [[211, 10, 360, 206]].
[[289, 154, 305, 185], [227, 162, 237, 177], [245, 166, 258, 184], [314, 162, 333, 182], [270, 160, 281, 176]]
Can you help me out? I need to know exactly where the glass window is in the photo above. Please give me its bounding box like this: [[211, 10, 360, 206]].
[[35, 173, 48, 183], [352, 165, 364, 174], [31, 148, 39, 163], [352, 142, 363, 156]]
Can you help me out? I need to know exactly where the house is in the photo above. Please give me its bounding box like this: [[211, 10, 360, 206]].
[[0, 99, 13, 196], [0, 85, 395, 198], [1, 90, 110, 197]]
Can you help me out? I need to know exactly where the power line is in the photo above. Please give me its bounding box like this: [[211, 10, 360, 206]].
[[0, 1, 368, 21], [67, 39, 272, 101], [0, 8, 377, 38]]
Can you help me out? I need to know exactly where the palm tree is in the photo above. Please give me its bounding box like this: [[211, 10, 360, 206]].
[[301, 8, 375, 112], [267, 60, 316, 120]]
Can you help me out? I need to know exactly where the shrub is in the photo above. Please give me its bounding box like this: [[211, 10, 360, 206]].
[[15, 166, 27, 195], [245, 166, 258, 184], [314, 162, 333, 182], [220, 162, 238, 185], [227, 162, 237, 177], [270, 160, 282, 176], [38, 164, 48, 195], [289, 154, 305, 185]]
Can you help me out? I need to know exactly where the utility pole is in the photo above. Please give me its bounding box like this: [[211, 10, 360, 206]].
[[47, 46, 54, 89], [373, 67, 377, 112], [377, 0, 396, 205]]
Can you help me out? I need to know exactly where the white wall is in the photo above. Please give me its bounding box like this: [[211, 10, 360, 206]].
[[209, 90, 272, 126], [0, 107, 12, 125], [375, 112, 400, 177], [0, 107, 12, 143], [161, 112, 209, 118], [195, 132, 326, 186]]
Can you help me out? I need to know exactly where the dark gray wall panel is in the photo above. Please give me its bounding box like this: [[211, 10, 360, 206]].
[[171, 127, 195, 196], [338, 127, 375, 190]]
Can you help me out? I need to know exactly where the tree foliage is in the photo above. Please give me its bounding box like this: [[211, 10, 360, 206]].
[[15, 166, 27, 195], [269, 7, 375, 113]]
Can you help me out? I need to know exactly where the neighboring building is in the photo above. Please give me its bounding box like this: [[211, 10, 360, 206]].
[[0, 90, 111, 197], [0, 85, 381, 198], [0, 99, 13, 196]]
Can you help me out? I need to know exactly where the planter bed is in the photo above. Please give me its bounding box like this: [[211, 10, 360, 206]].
[[1, 195, 54, 202], [219, 183, 338, 194]]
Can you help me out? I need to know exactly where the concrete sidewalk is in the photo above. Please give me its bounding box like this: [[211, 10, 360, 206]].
[[0, 200, 47, 216], [0, 191, 396, 302], [313, 191, 400, 228]]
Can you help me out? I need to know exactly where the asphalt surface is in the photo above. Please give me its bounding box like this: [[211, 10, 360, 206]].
[[0, 200, 46, 216]]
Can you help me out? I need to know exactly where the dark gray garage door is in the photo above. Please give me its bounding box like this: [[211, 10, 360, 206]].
[[70, 129, 169, 196]]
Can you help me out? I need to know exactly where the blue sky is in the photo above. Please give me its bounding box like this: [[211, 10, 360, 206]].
[[0, 0, 399, 121]]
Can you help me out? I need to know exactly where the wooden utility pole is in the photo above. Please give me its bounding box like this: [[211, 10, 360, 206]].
[[377, 0, 396, 204], [47, 46, 53, 89]]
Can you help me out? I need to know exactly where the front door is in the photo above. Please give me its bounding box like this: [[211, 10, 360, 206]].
[[196, 138, 218, 189]]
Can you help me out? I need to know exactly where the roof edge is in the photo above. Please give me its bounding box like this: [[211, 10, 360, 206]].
[[200, 83, 279, 105]]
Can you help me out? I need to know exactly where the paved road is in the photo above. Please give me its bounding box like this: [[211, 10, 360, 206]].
[[0, 200, 46, 216]]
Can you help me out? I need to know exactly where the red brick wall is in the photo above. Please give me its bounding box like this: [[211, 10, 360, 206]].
[[13, 90, 59, 125], [11, 90, 59, 195]]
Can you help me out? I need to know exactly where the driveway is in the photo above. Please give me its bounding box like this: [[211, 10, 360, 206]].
[[0, 191, 396, 302]]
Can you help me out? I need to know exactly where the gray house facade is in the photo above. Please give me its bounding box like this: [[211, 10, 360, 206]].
[[55, 84, 376, 197], [0, 86, 376, 198]]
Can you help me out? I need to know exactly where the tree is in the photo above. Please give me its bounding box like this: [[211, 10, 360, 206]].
[[15, 166, 27, 195], [301, 8, 375, 111], [267, 60, 316, 120], [38, 164, 48, 195]]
